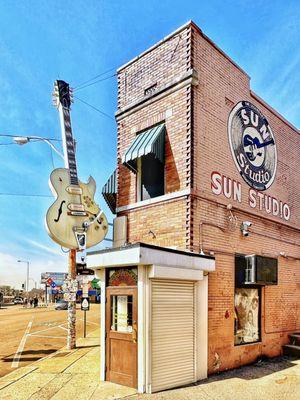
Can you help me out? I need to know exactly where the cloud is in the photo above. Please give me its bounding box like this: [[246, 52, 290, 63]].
[[24, 239, 64, 256], [0, 251, 67, 289]]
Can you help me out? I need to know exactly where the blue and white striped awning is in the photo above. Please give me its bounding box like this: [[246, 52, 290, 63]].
[[102, 169, 117, 214], [122, 123, 165, 173]]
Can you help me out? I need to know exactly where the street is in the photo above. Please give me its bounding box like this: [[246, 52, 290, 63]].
[[0, 303, 100, 378]]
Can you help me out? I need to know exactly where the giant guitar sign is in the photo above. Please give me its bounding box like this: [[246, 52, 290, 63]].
[[45, 80, 108, 249]]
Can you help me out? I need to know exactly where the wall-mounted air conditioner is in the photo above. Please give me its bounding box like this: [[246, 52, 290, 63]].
[[235, 255, 278, 286]]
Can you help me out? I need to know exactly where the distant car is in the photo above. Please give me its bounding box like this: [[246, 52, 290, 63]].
[[14, 297, 23, 304], [55, 300, 68, 310]]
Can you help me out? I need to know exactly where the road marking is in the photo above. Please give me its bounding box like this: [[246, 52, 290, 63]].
[[11, 320, 33, 368], [27, 334, 65, 339], [58, 325, 68, 331], [28, 324, 63, 336]]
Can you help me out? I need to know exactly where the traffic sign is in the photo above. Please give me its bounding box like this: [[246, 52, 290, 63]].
[[76, 262, 95, 275], [51, 281, 56, 288], [81, 297, 90, 311]]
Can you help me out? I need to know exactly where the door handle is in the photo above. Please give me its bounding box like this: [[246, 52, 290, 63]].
[[132, 322, 137, 343]]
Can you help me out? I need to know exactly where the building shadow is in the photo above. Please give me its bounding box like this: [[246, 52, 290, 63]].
[[196, 356, 298, 385], [2, 349, 57, 363]]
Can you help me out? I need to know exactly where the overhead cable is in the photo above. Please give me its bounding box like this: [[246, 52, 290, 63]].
[[74, 96, 115, 121]]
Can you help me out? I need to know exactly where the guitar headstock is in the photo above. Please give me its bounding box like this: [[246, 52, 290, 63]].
[[52, 80, 74, 109]]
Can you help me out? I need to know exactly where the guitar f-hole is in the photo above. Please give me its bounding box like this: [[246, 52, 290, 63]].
[[54, 200, 66, 222]]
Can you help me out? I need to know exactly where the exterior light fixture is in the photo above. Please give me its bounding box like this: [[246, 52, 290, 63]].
[[240, 221, 252, 237]]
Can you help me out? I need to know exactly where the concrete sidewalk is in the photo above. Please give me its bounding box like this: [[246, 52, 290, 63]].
[[0, 329, 136, 400], [132, 357, 300, 400], [1, 330, 299, 400]]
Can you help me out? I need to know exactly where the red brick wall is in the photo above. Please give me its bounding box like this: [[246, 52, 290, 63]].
[[117, 26, 191, 110], [191, 25, 300, 372], [116, 24, 193, 248], [115, 21, 300, 374]]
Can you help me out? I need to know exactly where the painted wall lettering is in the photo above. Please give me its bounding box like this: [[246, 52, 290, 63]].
[[210, 171, 291, 221]]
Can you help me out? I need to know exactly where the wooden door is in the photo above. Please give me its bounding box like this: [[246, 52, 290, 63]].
[[106, 286, 137, 388]]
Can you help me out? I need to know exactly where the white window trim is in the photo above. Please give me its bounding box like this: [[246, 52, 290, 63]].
[[117, 188, 190, 213]]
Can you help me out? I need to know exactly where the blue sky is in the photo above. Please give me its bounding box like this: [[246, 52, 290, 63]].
[[0, 1, 299, 289]]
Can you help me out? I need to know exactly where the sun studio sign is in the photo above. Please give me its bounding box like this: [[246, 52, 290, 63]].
[[228, 101, 277, 191], [210, 101, 291, 221]]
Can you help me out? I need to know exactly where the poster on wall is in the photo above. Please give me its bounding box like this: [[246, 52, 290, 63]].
[[234, 288, 259, 345]]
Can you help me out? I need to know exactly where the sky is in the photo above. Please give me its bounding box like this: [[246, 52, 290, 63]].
[[0, 0, 299, 289]]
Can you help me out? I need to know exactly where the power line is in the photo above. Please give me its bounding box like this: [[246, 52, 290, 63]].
[[73, 73, 116, 93], [0, 193, 52, 198], [73, 67, 117, 90], [74, 96, 115, 121]]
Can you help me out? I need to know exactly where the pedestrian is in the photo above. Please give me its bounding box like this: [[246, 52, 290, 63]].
[[29, 298, 33, 307], [23, 298, 28, 308], [34, 296, 38, 308]]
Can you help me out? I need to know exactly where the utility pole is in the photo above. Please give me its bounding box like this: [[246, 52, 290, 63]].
[[67, 249, 77, 349]]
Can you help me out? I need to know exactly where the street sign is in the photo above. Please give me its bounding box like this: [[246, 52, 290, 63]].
[[81, 297, 90, 311], [76, 263, 95, 275]]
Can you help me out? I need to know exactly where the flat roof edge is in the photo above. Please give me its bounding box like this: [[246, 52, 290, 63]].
[[117, 20, 193, 72], [88, 242, 215, 260], [117, 20, 249, 79]]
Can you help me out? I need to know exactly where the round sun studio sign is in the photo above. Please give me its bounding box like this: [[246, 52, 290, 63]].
[[228, 101, 277, 191]]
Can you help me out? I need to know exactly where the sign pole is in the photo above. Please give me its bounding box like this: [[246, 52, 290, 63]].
[[67, 249, 76, 350], [84, 309, 86, 338]]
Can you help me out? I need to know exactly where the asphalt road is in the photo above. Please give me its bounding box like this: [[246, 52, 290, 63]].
[[0, 303, 100, 378]]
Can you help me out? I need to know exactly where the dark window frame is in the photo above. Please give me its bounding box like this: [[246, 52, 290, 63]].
[[136, 153, 165, 202]]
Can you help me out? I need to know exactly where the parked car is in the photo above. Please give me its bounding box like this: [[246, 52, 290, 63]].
[[13, 297, 23, 304], [55, 300, 68, 310]]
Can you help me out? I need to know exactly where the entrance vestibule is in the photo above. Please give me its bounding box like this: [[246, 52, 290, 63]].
[[87, 243, 215, 394]]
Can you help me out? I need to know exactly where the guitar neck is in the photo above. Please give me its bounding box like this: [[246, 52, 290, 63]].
[[58, 105, 79, 186]]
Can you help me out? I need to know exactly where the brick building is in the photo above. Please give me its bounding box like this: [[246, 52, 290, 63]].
[[89, 21, 300, 393]]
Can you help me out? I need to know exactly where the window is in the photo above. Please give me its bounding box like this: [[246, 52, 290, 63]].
[[234, 288, 260, 345], [138, 153, 165, 201], [234, 255, 261, 345], [111, 295, 133, 333]]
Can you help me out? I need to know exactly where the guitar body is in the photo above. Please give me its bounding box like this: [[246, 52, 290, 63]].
[[45, 168, 108, 249]]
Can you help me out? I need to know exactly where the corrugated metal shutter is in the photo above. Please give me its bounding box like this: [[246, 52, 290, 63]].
[[151, 280, 195, 392]]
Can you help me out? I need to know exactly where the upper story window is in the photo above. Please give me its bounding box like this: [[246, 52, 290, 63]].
[[121, 123, 166, 202], [138, 153, 164, 201]]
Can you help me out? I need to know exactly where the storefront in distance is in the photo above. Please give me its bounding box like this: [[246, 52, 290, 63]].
[[88, 20, 300, 394]]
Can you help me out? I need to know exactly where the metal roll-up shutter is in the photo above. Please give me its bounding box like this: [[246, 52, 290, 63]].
[[151, 280, 195, 392]]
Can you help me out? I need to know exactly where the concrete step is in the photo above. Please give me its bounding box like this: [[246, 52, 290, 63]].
[[289, 333, 300, 344], [283, 344, 300, 357]]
